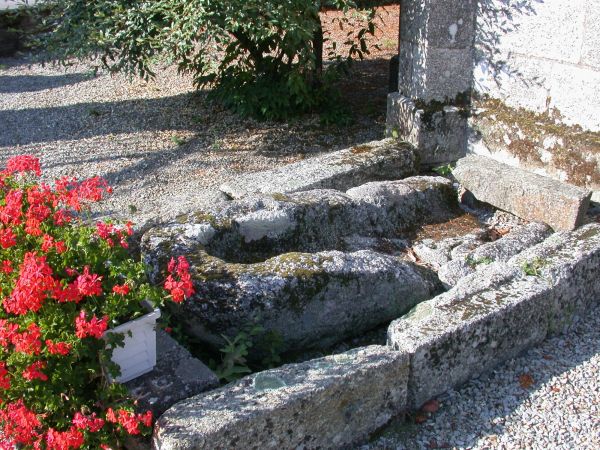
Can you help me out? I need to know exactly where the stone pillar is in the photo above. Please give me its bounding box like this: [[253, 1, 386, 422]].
[[386, 0, 478, 167]]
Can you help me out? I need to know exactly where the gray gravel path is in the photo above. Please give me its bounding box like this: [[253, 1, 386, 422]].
[[365, 306, 600, 450], [1, 55, 598, 450], [0, 56, 382, 228]]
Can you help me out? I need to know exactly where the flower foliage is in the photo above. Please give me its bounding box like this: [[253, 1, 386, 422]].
[[0, 155, 194, 449]]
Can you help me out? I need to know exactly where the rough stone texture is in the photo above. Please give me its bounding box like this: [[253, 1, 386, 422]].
[[148, 249, 440, 355], [453, 155, 591, 231], [412, 231, 488, 271], [219, 139, 417, 199], [386, 94, 469, 167], [388, 263, 549, 408], [438, 222, 553, 287], [346, 176, 457, 228], [153, 346, 409, 450], [143, 176, 457, 266], [475, 0, 600, 131], [397, 0, 478, 102], [388, 223, 600, 408], [508, 224, 600, 335], [125, 331, 219, 417]]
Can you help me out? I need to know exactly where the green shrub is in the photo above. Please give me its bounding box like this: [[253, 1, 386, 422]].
[[39, 0, 377, 120]]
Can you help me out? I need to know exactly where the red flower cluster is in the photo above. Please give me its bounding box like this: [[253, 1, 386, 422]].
[[22, 360, 48, 382], [74, 311, 109, 339], [105, 408, 152, 435], [46, 427, 84, 450], [0, 155, 187, 447], [0, 400, 41, 446], [4, 252, 56, 315], [164, 256, 194, 303], [95, 220, 133, 248], [4, 155, 42, 177]]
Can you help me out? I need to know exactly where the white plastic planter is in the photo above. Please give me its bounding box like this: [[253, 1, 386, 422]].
[[104, 308, 161, 383]]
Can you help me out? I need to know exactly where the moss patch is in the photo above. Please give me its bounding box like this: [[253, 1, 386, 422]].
[[474, 97, 600, 188]]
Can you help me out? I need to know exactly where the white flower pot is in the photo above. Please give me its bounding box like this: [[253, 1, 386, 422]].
[[104, 308, 161, 383]]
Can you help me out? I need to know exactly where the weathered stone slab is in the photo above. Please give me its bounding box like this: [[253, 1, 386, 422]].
[[219, 139, 417, 199], [453, 155, 592, 230], [126, 331, 219, 417], [508, 223, 600, 334], [148, 249, 440, 355], [388, 263, 549, 408], [437, 222, 552, 287], [143, 177, 457, 266], [388, 223, 600, 408], [153, 346, 409, 450], [346, 176, 458, 229]]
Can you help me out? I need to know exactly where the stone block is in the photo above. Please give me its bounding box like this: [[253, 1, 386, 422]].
[[437, 222, 553, 287], [508, 223, 600, 334], [400, 0, 477, 50], [219, 139, 417, 199], [145, 248, 440, 356], [485, 0, 585, 65], [388, 263, 550, 408], [386, 94, 469, 167], [125, 331, 219, 417], [389, 223, 600, 408], [153, 346, 410, 450], [547, 63, 600, 132], [143, 177, 456, 267], [453, 155, 591, 230], [581, 0, 600, 69]]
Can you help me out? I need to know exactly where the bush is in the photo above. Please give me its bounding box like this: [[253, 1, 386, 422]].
[[0, 155, 193, 448], [39, 0, 376, 120]]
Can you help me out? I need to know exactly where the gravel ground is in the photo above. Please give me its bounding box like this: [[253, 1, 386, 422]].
[[1, 9, 599, 446], [365, 306, 600, 450], [0, 58, 379, 228], [0, 5, 399, 228]]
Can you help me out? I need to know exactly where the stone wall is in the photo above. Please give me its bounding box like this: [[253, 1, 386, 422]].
[[470, 0, 600, 201], [474, 0, 600, 132]]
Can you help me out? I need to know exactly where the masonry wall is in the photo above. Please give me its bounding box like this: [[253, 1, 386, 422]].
[[474, 0, 600, 131], [470, 0, 600, 201]]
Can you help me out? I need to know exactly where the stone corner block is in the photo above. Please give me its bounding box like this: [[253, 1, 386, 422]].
[[386, 93, 468, 167]]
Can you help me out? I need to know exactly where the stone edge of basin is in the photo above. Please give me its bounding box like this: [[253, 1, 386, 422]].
[[151, 223, 600, 450], [219, 138, 418, 199]]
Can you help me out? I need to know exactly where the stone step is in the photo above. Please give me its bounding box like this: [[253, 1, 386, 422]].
[[453, 155, 592, 230], [219, 139, 417, 199], [125, 330, 219, 417]]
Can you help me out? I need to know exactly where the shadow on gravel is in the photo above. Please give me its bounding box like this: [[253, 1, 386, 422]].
[[0, 73, 89, 93], [0, 92, 199, 147], [369, 310, 600, 449]]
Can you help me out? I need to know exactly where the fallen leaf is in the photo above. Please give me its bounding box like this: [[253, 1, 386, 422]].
[[542, 354, 554, 360], [415, 412, 428, 424], [421, 399, 440, 413], [550, 385, 561, 393], [519, 373, 535, 389]]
